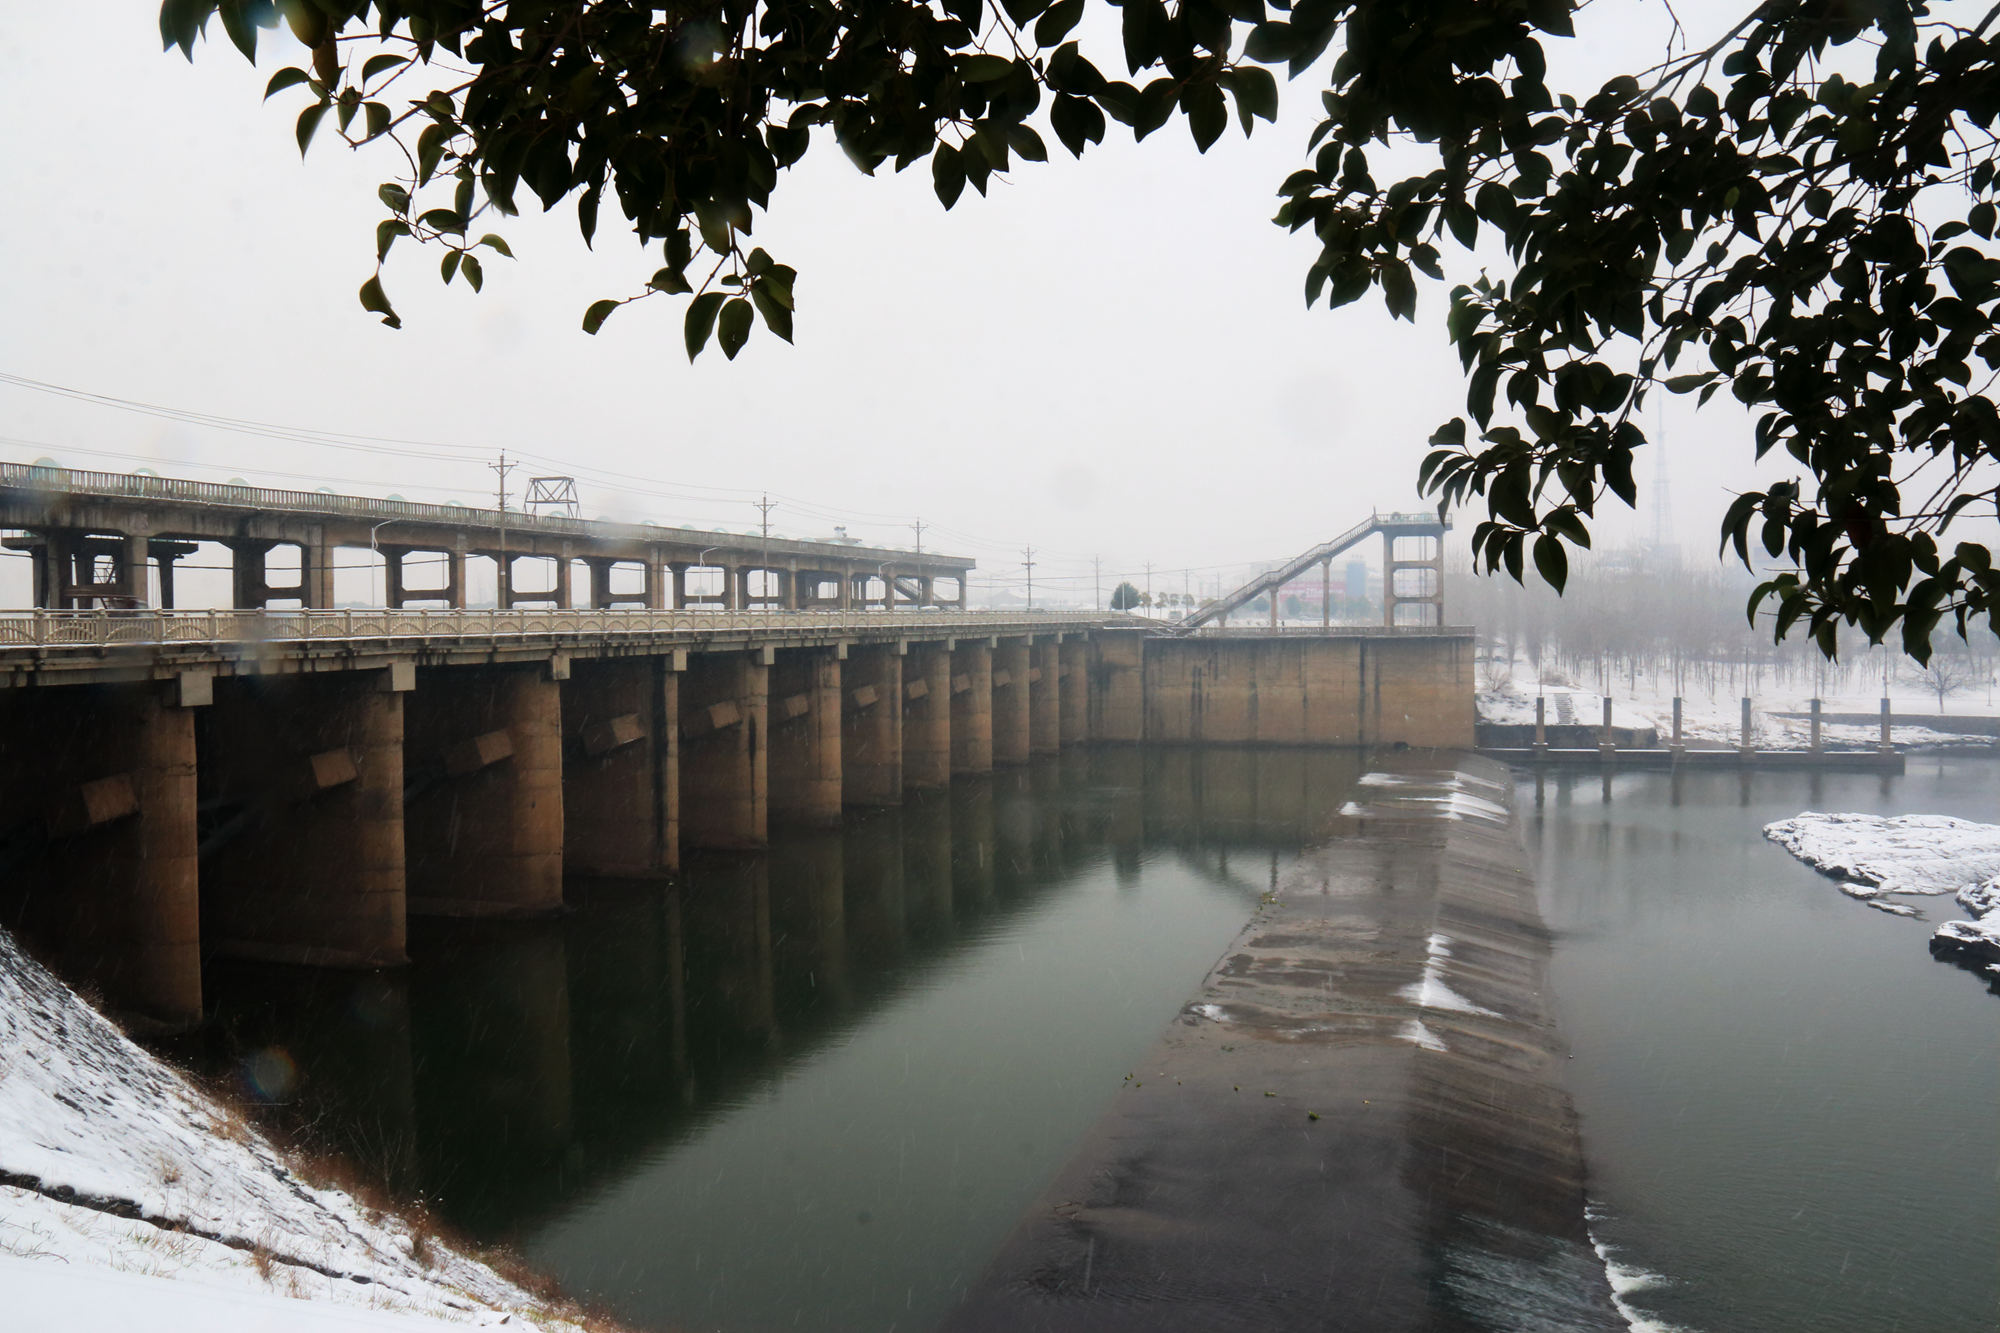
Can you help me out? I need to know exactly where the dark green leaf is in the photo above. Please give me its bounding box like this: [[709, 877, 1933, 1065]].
[[684, 291, 726, 359], [361, 53, 408, 83], [717, 297, 754, 359], [477, 233, 513, 258], [582, 297, 619, 335], [296, 101, 328, 157], [264, 66, 310, 100], [358, 274, 400, 329]]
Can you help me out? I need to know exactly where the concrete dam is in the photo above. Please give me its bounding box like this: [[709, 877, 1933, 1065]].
[[0, 465, 1474, 1035]]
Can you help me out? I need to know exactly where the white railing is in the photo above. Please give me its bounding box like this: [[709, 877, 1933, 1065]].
[[0, 607, 1136, 649]]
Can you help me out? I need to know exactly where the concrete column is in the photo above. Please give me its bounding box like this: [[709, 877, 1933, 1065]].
[[1740, 696, 1754, 753], [1535, 696, 1549, 752], [902, 642, 953, 790], [304, 531, 336, 608], [768, 647, 843, 827], [155, 548, 181, 609], [782, 566, 800, 611], [1089, 632, 1145, 742], [722, 566, 741, 611], [230, 541, 268, 609], [950, 640, 994, 775], [1029, 638, 1061, 756], [405, 664, 564, 916], [1321, 558, 1331, 629], [1059, 639, 1090, 746], [992, 637, 1032, 766], [554, 553, 574, 610], [843, 643, 904, 805], [447, 547, 467, 608], [1879, 696, 1893, 752], [0, 682, 201, 1030], [561, 656, 679, 877], [680, 650, 768, 848], [645, 556, 667, 609], [838, 568, 852, 610], [670, 563, 688, 610], [1810, 698, 1823, 753], [384, 547, 408, 608], [1599, 695, 1615, 755], [1671, 697, 1683, 751], [200, 671, 408, 968], [120, 534, 152, 608]]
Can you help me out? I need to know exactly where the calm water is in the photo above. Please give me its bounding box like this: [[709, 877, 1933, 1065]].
[[1527, 758, 2000, 1333], [194, 748, 1364, 1332]]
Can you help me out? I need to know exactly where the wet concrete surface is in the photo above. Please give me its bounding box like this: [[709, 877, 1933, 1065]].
[[943, 753, 1623, 1332]]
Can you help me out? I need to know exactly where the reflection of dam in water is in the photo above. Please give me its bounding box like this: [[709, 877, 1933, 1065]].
[[190, 746, 1364, 1326]]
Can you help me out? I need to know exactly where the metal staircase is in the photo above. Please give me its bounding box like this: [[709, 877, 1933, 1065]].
[[1171, 511, 1448, 633]]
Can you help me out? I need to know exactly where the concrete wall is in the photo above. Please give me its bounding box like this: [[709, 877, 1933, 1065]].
[[1090, 633, 1144, 742], [0, 681, 200, 1029], [405, 665, 566, 916], [680, 651, 769, 849], [201, 672, 408, 967], [842, 644, 904, 806], [1141, 635, 1474, 747], [562, 656, 680, 875], [767, 648, 842, 828], [992, 638, 1032, 767], [902, 644, 953, 790]]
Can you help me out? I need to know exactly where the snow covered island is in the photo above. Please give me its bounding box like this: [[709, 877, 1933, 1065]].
[[0, 926, 610, 1332], [1765, 811, 2000, 978]]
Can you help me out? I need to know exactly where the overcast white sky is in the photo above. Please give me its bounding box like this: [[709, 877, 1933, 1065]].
[[0, 1, 1781, 605]]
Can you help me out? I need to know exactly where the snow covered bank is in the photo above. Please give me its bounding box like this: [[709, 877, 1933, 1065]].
[[0, 928, 603, 1330], [1763, 812, 2000, 981]]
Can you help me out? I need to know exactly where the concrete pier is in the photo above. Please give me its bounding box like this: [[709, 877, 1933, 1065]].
[[842, 644, 904, 806], [992, 637, 1032, 767], [950, 640, 995, 776], [767, 647, 843, 828], [680, 650, 769, 849], [945, 758, 1622, 1331], [200, 672, 408, 967], [1090, 633, 1144, 742], [405, 665, 565, 916], [561, 657, 680, 877], [1058, 638, 1089, 747], [901, 642, 953, 791], [1029, 638, 1062, 757], [0, 682, 201, 1029]]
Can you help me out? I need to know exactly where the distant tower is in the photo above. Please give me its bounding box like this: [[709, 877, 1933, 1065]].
[[1650, 440, 1681, 567]]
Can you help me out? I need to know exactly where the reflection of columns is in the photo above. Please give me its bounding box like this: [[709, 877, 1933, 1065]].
[[903, 790, 954, 935], [1029, 638, 1061, 756], [201, 671, 408, 967], [412, 923, 572, 1164], [992, 637, 1031, 766], [0, 681, 202, 1030], [902, 642, 952, 790], [768, 647, 843, 828], [843, 643, 904, 806], [1059, 639, 1089, 746], [843, 808, 907, 965], [768, 832, 848, 1013], [405, 664, 565, 915], [680, 650, 769, 849], [950, 640, 994, 775], [950, 779, 996, 911], [683, 857, 775, 1042], [562, 657, 679, 876]]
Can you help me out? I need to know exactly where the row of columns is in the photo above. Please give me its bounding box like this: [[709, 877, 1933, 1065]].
[[11, 529, 967, 612], [0, 633, 1138, 1032]]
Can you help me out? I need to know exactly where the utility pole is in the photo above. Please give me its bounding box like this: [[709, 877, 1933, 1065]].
[[1022, 546, 1036, 610], [490, 450, 517, 609], [1093, 555, 1101, 611], [911, 518, 926, 555], [754, 495, 775, 609], [1144, 561, 1153, 617]]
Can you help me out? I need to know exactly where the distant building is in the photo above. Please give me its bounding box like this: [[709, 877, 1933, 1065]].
[[1345, 559, 1367, 601]]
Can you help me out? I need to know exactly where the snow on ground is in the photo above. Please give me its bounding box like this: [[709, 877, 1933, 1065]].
[[1479, 671, 2000, 750], [0, 927, 597, 1330], [1763, 812, 2000, 979]]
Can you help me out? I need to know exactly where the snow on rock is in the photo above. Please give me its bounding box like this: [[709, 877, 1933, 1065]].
[[1762, 812, 2000, 900], [1764, 811, 2000, 980], [0, 928, 591, 1329]]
